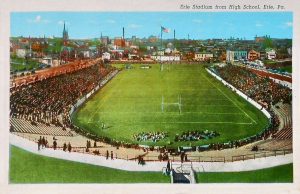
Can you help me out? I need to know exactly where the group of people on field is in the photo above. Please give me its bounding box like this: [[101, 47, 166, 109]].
[[175, 130, 220, 142], [133, 131, 168, 142]]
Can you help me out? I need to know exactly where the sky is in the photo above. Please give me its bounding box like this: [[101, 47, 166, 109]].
[[11, 12, 293, 40]]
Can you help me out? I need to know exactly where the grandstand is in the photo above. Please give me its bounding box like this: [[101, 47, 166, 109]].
[[10, 118, 73, 136], [272, 103, 293, 140]]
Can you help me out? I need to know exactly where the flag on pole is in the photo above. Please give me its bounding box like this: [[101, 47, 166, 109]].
[[161, 26, 170, 33]]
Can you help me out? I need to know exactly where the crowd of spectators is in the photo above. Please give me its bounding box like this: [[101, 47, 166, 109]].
[[10, 62, 112, 130], [175, 130, 220, 142], [214, 64, 292, 109], [133, 131, 168, 142]]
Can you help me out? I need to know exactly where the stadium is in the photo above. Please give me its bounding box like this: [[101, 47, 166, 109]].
[[9, 12, 293, 184]]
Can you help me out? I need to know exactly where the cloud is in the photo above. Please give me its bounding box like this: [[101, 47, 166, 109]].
[[285, 22, 293, 27], [106, 19, 116, 24], [27, 15, 50, 24], [278, 21, 293, 29], [35, 15, 41, 22], [128, 24, 142, 29], [192, 19, 203, 24], [255, 23, 263, 27]]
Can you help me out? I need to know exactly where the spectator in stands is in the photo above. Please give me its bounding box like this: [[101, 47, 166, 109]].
[[214, 64, 292, 109], [158, 153, 163, 161], [44, 137, 48, 148], [53, 140, 57, 150], [251, 145, 259, 152], [37, 138, 41, 151], [166, 160, 171, 175], [180, 152, 185, 163], [106, 150, 109, 160], [68, 142, 72, 152], [138, 155, 145, 165], [86, 140, 90, 149], [10, 63, 113, 131], [63, 142, 67, 151], [42, 136, 46, 148]]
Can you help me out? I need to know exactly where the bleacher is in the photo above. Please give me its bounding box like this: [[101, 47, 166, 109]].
[[252, 139, 292, 151], [273, 127, 293, 140], [10, 118, 73, 136], [273, 103, 293, 140]]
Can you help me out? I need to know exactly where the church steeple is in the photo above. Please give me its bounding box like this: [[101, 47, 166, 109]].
[[62, 21, 69, 45], [63, 21, 66, 33]]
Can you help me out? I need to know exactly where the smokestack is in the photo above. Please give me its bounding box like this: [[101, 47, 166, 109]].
[[122, 27, 125, 40], [174, 29, 175, 40]]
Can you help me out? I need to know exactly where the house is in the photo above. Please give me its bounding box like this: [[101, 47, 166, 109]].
[[100, 36, 109, 46], [153, 50, 165, 56], [266, 48, 276, 60], [248, 50, 260, 61], [40, 57, 53, 66], [151, 55, 180, 62], [16, 48, 27, 58], [287, 47, 292, 57], [226, 50, 247, 62], [194, 52, 213, 61], [234, 50, 247, 60], [102, 52, 111, 61], [259, 51, 267, 60], [226, 50, 234, 62]]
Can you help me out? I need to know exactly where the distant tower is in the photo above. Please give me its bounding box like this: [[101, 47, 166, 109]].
[[62, 21, 69, 45], [122, 27, 125, 47]]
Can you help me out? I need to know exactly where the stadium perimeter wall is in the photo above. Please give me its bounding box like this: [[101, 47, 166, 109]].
[[69, 70, 119, 116], [206, 68, 271, 119]]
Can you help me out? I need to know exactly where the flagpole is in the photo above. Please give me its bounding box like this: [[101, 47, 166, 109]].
[[160, 26, 163, 70], [160, 26, 163, 51]]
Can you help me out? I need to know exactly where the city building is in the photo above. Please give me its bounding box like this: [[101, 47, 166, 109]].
[[102, 52, 111, 61], [248, 50, 260, 61], [226, 50, 234, 62], [194, 52, 213, 61], [266, 48, 276, 60], [226, 50, 247, 62], [114, 37, 125, 48], [16, 48, 27, 58], [100, 36, 109, 46]]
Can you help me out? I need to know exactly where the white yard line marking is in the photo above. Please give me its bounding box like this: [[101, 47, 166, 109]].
[[95, 111, 246, 115], [116, 121, 253, 125], [202, 73, 257, 124]]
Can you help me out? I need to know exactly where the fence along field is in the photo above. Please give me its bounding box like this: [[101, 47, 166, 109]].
[[72, 64, 269, 147]]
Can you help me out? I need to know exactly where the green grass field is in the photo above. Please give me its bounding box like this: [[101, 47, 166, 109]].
[[279, 65, 292, 73], [9, 146, 170, 183], [10, 56, 40, 72], [196, 163, 293, 183], [72, 64, 269, 147], [10, 146, 292, 183]]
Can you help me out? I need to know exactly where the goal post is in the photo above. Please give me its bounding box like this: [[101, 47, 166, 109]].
[[161, 95, 164, 112], [161, 94, 182, 114], [179, 94, 182, 114]]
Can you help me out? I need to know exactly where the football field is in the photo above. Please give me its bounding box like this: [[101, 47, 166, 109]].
[[72, 64, 269, 147]]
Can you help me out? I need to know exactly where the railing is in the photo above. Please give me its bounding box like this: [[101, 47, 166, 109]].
[[231, 149, 293, 162], [12, 133, 293, 164]]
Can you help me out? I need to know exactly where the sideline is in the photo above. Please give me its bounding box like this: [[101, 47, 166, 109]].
[[10, 133, 292, 172]]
